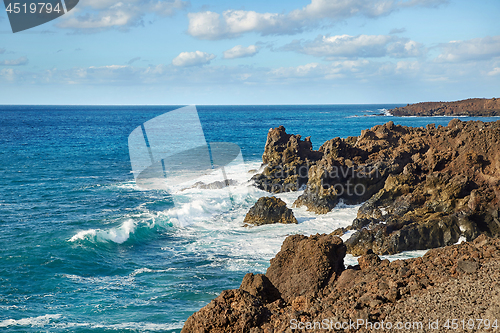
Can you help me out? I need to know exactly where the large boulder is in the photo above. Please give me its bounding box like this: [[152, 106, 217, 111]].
[[266, 233, 346, 303], [243, 196, 298, 226], [181, 289, 269, 333]]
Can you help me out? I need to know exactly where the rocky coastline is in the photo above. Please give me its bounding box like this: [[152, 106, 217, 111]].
[[182, 119, 500, 332], [388, 98, 500, 117], [253, 120, 500, 255], [182, 234, 500, 332]]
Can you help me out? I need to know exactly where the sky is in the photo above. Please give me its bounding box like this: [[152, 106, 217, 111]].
[[0, 0, 499, 105]]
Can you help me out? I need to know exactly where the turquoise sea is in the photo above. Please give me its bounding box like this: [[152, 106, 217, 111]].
[[1, 105, 498, 332]]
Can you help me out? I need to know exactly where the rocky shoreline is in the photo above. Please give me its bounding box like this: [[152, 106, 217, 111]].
[[388, 98, 500, 117], [253, 120, 500, 255], [182, 234, 500, 332], [182, 119, 500, 332]]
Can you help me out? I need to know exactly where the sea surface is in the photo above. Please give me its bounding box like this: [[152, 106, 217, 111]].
[[1, 105, 498, 332]]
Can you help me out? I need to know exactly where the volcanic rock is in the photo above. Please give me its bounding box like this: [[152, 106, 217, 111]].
[[251, 125, 322, 193], [253, 119, 500, 254], [183, 234, 500, 333], [266, 233, 346, 303], [240, 273, 281, 304], [181, 289, 270, 333], [243, 196, 298, 226], [389, 97, 500, 117]]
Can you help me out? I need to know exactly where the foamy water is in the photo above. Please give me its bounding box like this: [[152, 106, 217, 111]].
[[68, 160, 429, 272]]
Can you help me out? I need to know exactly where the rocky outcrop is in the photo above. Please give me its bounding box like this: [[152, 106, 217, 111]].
[[266, 234, 346, 303], [251, 125, 322, 193], [389, 97, 500, 117], [243, 196, 298, 226], [252, 120, 500, 254], [346, 119, 500, 254], [183, 234, 500, 333]]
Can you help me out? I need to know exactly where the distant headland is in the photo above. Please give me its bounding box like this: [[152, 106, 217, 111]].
[[389, 98, 500, 117]]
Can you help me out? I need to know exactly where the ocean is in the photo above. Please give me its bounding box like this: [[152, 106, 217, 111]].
[[1, 105, 497, 332]]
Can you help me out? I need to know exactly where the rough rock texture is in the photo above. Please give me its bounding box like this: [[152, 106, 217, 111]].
[[182, 234, 500, 333], [251, 125, 322, 193], [253, 120, 500, 254], [240, 273, 281, 304], [243, 196, 298, 226], [389, 97, 500, 117], [181, 289, 270, 333], [266, 234, 346, 303]]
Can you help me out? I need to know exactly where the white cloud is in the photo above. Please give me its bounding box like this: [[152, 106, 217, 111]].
[[387, 39, 425, 58], [0, 57, 29, 66], [223, 45, 259, 59], [0, 68, 16, 81], [282, 34, 424, 59], [269, 60, 377, 81], [58, 0, 188, 31], [187, 10, 297, 40], [172, 51, 216, 67], [270, 63, 322, 79], [187, 12, 224, 40], [488, 67, 500, 76], [2, 56, 498, 99], [59, 4, 141, 30], [436, 36, 500, 62], [187, 0, 447, 40]]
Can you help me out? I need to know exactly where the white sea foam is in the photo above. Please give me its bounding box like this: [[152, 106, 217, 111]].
[[53, 321, 184, 331], [69, 159, 427, 266], [379, 108, 393, 116], [69, 219, 137, 244], [130, 267, 176, 276], [167, 182, 362, 273], [0, 314, 61, 328]]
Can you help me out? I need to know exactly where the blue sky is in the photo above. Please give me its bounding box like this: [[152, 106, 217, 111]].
[[0, 0, 499, 104]]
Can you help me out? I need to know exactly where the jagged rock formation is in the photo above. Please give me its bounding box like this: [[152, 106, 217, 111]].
[[252, 120, 500, 254], [251, 125, 322, 193], [243, 196, 298, 226], [389, 97, 500, 117], [182, 234, 500, 333]]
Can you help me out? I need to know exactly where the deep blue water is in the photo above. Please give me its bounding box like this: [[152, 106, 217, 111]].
[[1, 105, 498, 332]]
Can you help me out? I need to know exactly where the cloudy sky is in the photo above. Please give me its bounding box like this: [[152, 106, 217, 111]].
[[0, 0, 499, 104]]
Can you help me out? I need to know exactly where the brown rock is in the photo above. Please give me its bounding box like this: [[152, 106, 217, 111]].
[[243, 196, 298, 226], [253, 120, 500, 255], [252, 125, 321, 193], [457, 259, 479, 273], [388, 98, 500, 117], [182, 236, 500, 333], [240, 273, 281, 304], [358, 253, 382, 270], [265, 233, 346, 303], [181, 289, 269, 333]]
